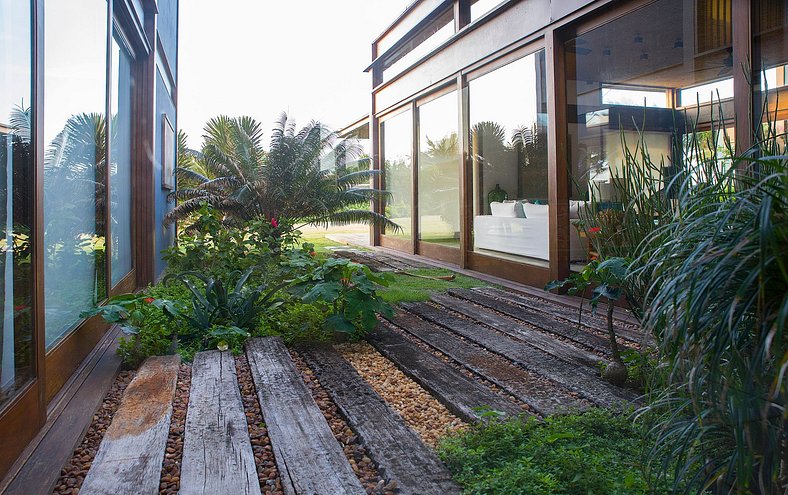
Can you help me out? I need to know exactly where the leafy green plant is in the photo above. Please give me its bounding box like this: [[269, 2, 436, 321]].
[[439, 409, 671, 495], [166, 114, 398, 232], [546, 257, 631, 385], [256, 302, 329, 344], [299, 257, 393, 337], [164, 267, 291, 351]]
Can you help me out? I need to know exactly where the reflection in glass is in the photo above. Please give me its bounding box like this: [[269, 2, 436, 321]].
[[381, 110, 412, 238], [0, 0, 35, 408], [44, 0, 108, 349], [469, 51, 551, 264], [110, 35, 134, 286], [565, 0, 735, 268], [383, 9, 453, 82], [418, 91, 459, 247], [754, 0, 788, 146]]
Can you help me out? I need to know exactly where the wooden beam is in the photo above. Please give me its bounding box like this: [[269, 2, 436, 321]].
[[245, 338, 365, 495], [80, 355, 180, 495], [180, 351, 260, 495], [732, 0, 753, 154]]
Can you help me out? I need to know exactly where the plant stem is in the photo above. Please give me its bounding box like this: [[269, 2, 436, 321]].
[[607, 301, 622, 364]]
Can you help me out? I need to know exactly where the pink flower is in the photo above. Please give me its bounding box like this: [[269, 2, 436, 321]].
[[270, 218, 278, 228]]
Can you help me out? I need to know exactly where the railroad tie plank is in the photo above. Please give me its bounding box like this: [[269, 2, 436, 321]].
[[383, 314, 584, 416], [478, 287, 649, 345], [402, 302, 636, 408], [366, 326, 524, 421], [430, 292, 604, 369], [245, 338, 365, 495], [180, 351, 260, 495], [80, 355, 180, 495], [448, 288, 617, 356], [332, 250, 394, 272], [298, 345, 461, 495]]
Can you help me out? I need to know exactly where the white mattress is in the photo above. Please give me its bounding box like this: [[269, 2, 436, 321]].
[[473, 215, 587, 261]]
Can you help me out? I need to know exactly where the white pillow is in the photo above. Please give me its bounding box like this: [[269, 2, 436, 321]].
[[490, 201, 518, 217], [523, 203, 549, 218]]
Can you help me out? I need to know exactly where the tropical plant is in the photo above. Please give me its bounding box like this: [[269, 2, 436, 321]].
[[546, 257, 631, 385], [637, 149, 787, 494], [299, 257, 393, 337], [166, 113, 398, 232]]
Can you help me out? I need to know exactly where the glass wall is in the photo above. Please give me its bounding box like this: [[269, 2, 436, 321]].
[[0, 0, 35, 409], [381, 109, 412, 238], [110, 34, 134, 286], [383, 9, 454, 82], [418, 91, 460, 247], [43, 0, 108, 349], [565, 0, 734, 266], [469, 51, 549, 264], [754, 0, 788, 146]]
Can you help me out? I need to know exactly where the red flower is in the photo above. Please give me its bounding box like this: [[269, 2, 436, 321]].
[[588, 227, 602, 234], [270, 218, 278, 228], [309, 250, 317, 257], [144, 297, 155, 304], [14, 305, 27, 311]]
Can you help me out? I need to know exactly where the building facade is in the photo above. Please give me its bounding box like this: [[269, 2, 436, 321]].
[[368, 0, 786, 286], [0, 0, 178, 479]]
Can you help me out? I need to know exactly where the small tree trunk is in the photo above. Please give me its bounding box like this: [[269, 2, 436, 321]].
[[607, 301, 623, 364]]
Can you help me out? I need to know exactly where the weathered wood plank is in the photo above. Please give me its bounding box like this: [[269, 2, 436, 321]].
[[430, 293, 604, 369], [478, 287, 649, 345], [80, 355, 180, 495], [383, 314, 584, 416], [245, 337, 365, 495], [180, 351, 261, 495], [448, 288, 619, 355], [332, 250, 395, 272], [402, 302, 636, 408], [298, 346, 461, 495], [366, 326, 525, 421]]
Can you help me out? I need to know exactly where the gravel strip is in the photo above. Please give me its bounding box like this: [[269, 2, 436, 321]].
[[52, 370, 135, 495], [336, 342, 466, 448], [289, 349, 390, 495], [235, 354, 284, 494], [159, 363, 191, 494]]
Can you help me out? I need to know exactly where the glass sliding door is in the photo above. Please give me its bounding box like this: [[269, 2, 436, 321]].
[[754, 0, 788, 146], [565, 0, 734, 267], [43, 0, 108, 349], [469, 50, 550, 265], [110, 33, 134, 287], [0, 0, 35, 409], [417, 91, 460, 248], [381, 109, 413, 239]]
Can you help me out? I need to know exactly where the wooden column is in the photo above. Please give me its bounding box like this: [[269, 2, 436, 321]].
[[458, 73, 470, 268], [546, 28, 570, 281], [411, 101, 419, 255], [732, 0, 753, 154]]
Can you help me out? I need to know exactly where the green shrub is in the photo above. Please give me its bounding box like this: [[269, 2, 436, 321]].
[[256, 302, 329, 343], [439, 409, 669, 495]]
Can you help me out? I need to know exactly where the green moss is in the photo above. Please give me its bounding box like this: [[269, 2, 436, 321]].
[[377, 268, 488, 305]]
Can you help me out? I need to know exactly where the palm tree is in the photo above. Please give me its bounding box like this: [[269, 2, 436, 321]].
[[166, 113, 397, 231]]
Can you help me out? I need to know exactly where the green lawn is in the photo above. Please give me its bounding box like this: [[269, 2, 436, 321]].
[[378, 268, 489, 305]]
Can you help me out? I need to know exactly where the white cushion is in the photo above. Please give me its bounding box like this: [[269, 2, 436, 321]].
[[490, 201, 524, 218], [522, 203, 549, 218]]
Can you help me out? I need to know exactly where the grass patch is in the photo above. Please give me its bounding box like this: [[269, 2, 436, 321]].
[[378, 268, 487, 305], [438, 409, 665, 495], [299, 232, 351, 254]]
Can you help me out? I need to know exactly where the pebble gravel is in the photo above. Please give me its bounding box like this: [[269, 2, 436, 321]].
[[52, 370, 135, 495], [159, 362, 190, 494], [336, 342, 466, 448]]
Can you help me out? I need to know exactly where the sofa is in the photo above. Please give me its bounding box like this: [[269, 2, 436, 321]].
[[473, 201, 588, 261]]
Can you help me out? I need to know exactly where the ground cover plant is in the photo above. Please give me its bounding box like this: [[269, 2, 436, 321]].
[[377, 268, 488, 305], [439, 409, 670, 495]]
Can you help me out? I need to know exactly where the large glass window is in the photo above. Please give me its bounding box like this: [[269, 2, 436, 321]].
[[110, 34, 134, 286], [565, 0, 734, 267], [469, 51, 550, 264], [382, 9, 453, 82], [418, 91, 460, 248], [0, 0, 35, 408], [43, 0, 108, 349], [381, 109, 412, 238], [754, 0, 788, 146]]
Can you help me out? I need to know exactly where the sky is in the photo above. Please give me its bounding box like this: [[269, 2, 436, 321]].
[[178, 1, 413, 149]]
